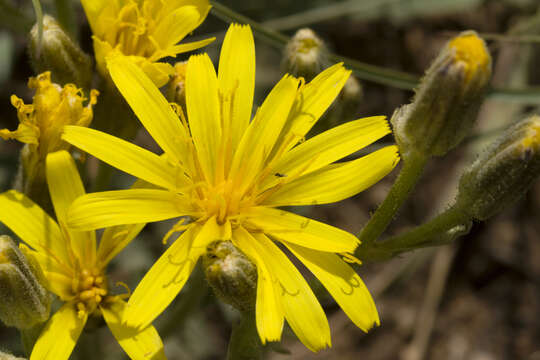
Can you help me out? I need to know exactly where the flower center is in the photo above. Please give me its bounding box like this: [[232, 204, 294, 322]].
[[72, 268, 107, 318], [196, 180, 252, 225]]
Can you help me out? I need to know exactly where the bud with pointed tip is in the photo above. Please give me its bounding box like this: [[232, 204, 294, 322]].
[[203, 241, 257, 313], [0, 236, 50, 329], [29, 15, 92, 89], [392, 31, 492, 158], [457, 115, 540, 220]]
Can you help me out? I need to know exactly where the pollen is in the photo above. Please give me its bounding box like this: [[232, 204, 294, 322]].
[[72, 268, 108, 316]]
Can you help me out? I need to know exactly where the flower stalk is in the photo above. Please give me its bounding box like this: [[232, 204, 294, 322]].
[[357, 149, 428, 249]]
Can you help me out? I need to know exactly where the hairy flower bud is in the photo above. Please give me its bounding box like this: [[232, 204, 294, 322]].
[[29, 15, 92, 89], [0, 350, 26, 360], [203, 241, 257, 312], [0, 236, 50, 329], [457, 115, 540, 220], [283, 28, 328, 81], [392, 31, 492, 157], [167, 62, 187, 110]]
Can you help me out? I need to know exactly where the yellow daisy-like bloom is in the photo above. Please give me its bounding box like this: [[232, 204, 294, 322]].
[[0, 151, 165, 360], [81, 0, 213, 87], [63, 24, 399, 351]]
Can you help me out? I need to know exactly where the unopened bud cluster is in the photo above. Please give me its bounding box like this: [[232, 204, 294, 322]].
[[29, 15, 92, 89], [203, 241, 257, 312], [0, 236, 50, 329], [283, 28, 328, 81], [457, 115, 540, 220], [392, 31, 492, 158]]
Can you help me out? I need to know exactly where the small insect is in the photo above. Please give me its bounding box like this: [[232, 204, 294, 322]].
[[274, 172, 287, 178]]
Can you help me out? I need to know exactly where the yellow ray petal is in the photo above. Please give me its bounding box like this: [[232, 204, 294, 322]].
[[0, 190, 69, 265], [285, 243, 380, 332], [30, 303, 87, 360], [157, 38, 216, 59], [244, 207, 358, 253], [271, 63, 350, 157], [153, 6, 200, 50], [252, 233, 331, 352], [262, 146, 399, 207], [68, 189, 194, 230], [22, 246, 73, 299], [229, 75, 299, 193], [107, 55, 190, 165], [101, 299, 166, 360], [46, 151, 96, 268], [263, 116, 391, 190], [218, 24, 255, 150], [97, 224, 146, 268], [80, 0, 109, 34], [233, 227, 284, 343], [125, 219, 221, 329], [186, 53, 221, 184], [63, 126, 189, 191], [97, 180, 155, 267]]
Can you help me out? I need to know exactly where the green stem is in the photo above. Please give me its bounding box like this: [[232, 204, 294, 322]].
[[357, 150, 428, 248], [226, 311, 262, 360], [357, 205, 470, 261], [209, 0, 540, 103]]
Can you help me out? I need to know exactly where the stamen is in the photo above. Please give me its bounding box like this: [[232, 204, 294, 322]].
[[341, 253, 362, 265]]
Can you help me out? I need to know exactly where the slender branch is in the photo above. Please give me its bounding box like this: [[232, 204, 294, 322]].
[[357, 205, 470, 261], [358, 150, 428, 248], [209, 0, 540, 103]]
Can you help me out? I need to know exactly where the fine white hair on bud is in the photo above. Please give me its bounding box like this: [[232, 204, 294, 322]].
[[203, 241, 257, 313], [0, 235, 50, 329], [282, 28, 328, 81], [457, 115, 540, 220], [391, 31, 492, 158], [29, 15, 92, 89]]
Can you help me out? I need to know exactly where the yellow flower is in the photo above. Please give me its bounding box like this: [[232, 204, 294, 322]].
[[63, 24, 399, 351], [81, 0, 214, 87], [0, 71, 98, 159], [0, 151, 165, 360]]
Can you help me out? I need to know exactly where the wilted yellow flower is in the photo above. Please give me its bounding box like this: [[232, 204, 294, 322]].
[[0, 71, 98, 158], [81, 0, 213, 87], [63, 24, 399, 351], [0, 151, 165, 360]]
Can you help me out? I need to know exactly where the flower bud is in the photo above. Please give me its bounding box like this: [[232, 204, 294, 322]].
[[457, 115, 540, 220], [326, 76, 363, 126], [167, 61, 187, 110], [0, 236, 50, 329], [29, 15, 92, 89], [392, 31, 492, 157], [282, 28, 328, 81], [203, 241, 257, 313], [0, 350, 26, 360]]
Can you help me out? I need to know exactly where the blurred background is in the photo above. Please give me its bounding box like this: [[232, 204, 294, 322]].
[[1, 0, 540, 359]]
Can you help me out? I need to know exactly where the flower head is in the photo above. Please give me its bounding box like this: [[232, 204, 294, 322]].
[[81, 0, 213, 87], [0, 72, 98, 159], [0, 151, 165, 360], [64, 24, 399, 351]]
